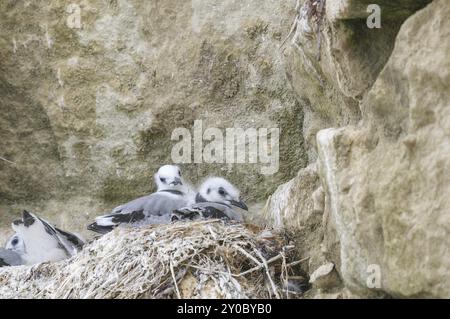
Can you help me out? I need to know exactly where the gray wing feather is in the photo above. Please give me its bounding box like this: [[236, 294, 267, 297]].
[[0, 248, 23, 267], [54, 228, 85, 254], [117, 192, 189, 216], [142, 193, 189, 216], [95, 192, 190, 227], [172, 202, 244, 222]]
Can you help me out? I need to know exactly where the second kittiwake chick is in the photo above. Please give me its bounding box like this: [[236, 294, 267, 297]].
[[172, 177, 248, 222]]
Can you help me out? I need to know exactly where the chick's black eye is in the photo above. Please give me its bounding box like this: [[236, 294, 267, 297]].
[[178, 170, 181, 176], [160, 177, 166, 183], [12, 239, 18, 245], [218, 189, 226, 196]]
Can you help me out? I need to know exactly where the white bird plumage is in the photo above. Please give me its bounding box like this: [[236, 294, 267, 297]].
[[11, 211, 72, 265], [5, 233, 25, 255], [4, 211, 84, 267]]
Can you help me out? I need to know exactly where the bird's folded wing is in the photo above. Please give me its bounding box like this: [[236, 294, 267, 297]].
[[95, 192, 189, 227], [54, 227, 85, 254], [0, 248, 23, 267], [172, 202, 243, 222]]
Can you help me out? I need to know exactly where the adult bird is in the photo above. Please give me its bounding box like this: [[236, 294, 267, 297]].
[[171, 177, 248, 222], [87, 164, 195, 234]]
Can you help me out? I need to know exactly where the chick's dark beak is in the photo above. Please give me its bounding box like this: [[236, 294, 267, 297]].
[[170, 177, 182, 186], [230, 199, 248, 211]]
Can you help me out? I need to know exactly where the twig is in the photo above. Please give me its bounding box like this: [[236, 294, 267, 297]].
[[254, 249, 280, 299], [281, 249, 288, 298], [170, 259, 181, 299], [188, 264, 231, 276], [233, 244, 261, 266], [208, 225, 218, 240], [187, 248, 297, 280], [235, 246, 296, 277], [279, 0, 301, 51], [236, 253, 282, 277], [0, 156, 16, 165], [280, 15, 298, 50], [286, 256, 310, 267]]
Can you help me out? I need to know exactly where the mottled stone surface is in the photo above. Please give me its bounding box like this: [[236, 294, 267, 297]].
[[0, 0, 306, 241], [265, 0, 448, 298], [317, 0, 450, 297], [1, 0, 448, 299]]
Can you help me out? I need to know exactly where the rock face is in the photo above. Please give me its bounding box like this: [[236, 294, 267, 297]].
[[309, 262, 340, 290], [0, 0, 449, 299], [317, 0, 450, 298], [0, 0, 306, 240], [265, 0, 449, 298]]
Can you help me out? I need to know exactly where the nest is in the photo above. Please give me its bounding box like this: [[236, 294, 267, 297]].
[[0, 220, 307, 299]]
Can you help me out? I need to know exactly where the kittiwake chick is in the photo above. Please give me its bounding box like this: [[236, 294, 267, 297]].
[[6, 227, 85, 257], [11, 210, 72, 265], [172, 177, 248, 222], [87, 164, 195, 234]]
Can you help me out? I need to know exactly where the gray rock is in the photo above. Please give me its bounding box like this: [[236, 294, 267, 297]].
[[316, 0, 450, 298], [309, 262, 341, 290], [265, 0, 448, 298]]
